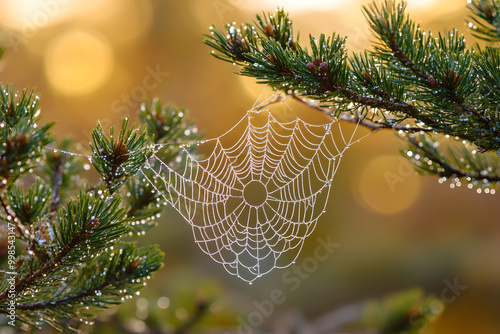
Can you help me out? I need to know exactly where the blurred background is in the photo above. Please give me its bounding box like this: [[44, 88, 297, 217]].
[[0, 0, 499, 333]]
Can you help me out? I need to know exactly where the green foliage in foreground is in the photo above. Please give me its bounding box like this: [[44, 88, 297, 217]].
[[0, 83, 198, 331]]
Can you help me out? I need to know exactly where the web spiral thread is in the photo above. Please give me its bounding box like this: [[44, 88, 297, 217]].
[[143, 109, 359, 283]]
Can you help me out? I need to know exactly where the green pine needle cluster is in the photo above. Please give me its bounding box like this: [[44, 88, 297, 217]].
[[467, 0, 500, 43], [0, 80, 199, 331], [204, 0, 500, 192], [90, 118, 150, 194]]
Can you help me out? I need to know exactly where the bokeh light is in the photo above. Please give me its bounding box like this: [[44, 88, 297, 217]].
[[81, 0, 153, 46], [355, 155, 421, 214], [0, 0, 76, 31], [44, 29, 113, 96]]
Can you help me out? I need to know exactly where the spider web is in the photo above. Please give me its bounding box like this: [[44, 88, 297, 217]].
[[143, 104, 362, 283]]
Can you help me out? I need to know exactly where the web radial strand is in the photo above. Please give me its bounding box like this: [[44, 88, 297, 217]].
[[144, 109, 355, 283]]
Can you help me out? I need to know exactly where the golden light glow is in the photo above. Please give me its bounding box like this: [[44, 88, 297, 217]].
[[238, 76, 265, 100], [239, 0, 348, 12], [406, 0, 437, 8], [405, 0, 464, 17], [101, 0, 153, 45], [0, 0, 78, 31], [44, 29, 113, 96], [355, 155, 421, 214]]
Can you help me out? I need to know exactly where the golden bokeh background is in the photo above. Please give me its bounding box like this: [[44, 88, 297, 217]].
[[0, 0, 499, 333]]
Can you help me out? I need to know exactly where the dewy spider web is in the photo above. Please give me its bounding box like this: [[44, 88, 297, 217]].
[[143, 100, 363, 283]]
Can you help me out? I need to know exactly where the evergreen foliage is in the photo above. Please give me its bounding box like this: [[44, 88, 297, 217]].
[[0, 77, 198, 331], [205, 0, 500, 192]]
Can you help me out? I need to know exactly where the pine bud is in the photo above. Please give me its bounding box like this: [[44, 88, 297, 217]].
[[113, 142, 130, 164], [240, 39, 249, 52], [84, 217, 100, 237], [263, 23, 275, 38], [447, 69, 461, 88], [306, 62, 316, 72], [426, 76, 437, 87], [87, 217, 100, 230], [233, 36, 242, 48], [362, 69, 372, 83], [23, 201, 31, 214], [288, 39, 296, 51], [266, 54, 278, 64], [483, 3, 494, 20], [448, 69, 456, 81], [16, 256, 24, 272], [15, 134, 28, 148], [312, 57, 322, 66], [156, 118, 165, 131], [318, 62, 329, 74], [380, 17, 388, 28], [126, 259, 141, 274]]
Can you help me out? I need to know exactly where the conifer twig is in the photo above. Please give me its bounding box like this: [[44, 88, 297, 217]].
[[290, 94, 434, 133], [407, 136, 500, 183], [16, 280, 111, 310], [49, 154, 66, 213]]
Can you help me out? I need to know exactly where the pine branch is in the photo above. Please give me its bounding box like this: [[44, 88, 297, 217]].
[[0, 85, 53, 186], [258, 91, 432, 133], [291, 94, 433, 133], [204, 7, 488, 146], [125, 99, 200, 234], [0, 194, 26, 238], [7, 179, 51, 225], [208, 25, 441, 126], [403, 134, 500, 188], [205, 1, 500, 189], [41, 139, 84, 213], [16, 280, 112, 311], [0, 187, 165, 331], [0, 83, 178, 329], [477, 47, 500, 104], [0, 84, 53, 239], [364, 0, 500, 152], [90, 117, 151, 194], [14, 244, 163, 332], [0, 192, 127, 301], [467, 0, 500, 43]]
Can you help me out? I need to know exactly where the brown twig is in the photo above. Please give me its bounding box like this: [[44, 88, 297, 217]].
[[407, 136, 500, 182], [387, 32, 486, 121], [0, 219, 93, 304], [17, 280, 111, 310], [49, 153, 67, 213], [0, 191, 29, 238], [290, 94, 434, 133]]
